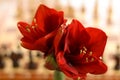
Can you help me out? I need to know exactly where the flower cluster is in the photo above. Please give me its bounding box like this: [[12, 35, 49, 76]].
[[17, 4, 107, 80]]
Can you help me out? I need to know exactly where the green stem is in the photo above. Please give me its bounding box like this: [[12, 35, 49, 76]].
[[54, 70, 65, 80]]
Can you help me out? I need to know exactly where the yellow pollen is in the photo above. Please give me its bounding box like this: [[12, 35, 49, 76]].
[[33, 18, 36, 23], [83, 46, 87, 51], [86, 58, 88, 62], [83, 50, 86, 54], [80, 50, 82, 53], [32, 26, 35, 29], [89, 51, 92, 56], [77, 77, 80, 80], [26, 28, 31, 32], [91, 58, 94, 62]]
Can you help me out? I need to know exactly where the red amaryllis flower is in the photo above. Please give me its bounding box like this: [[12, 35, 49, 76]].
[[55, 19, 107, 79], [17, 4, 64, 55]]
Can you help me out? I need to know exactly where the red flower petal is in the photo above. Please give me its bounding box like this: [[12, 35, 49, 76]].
[[56, 51, 79, 78], [18, 22, 44, 43], [54, 28, 64, 53], [74, 58, 107, 74], [64, 20, 90, 54], [21, 26, 59, 52], [21, 37, 48, 52], [17, 4, 64, 54], [66, 20, 90, 44], [17, 22, 33, 40], [86, 27, 107, 57], [33, 4, 64, 33]]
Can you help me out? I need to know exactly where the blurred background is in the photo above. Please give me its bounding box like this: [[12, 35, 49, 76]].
[[0, 0, 120, 80]]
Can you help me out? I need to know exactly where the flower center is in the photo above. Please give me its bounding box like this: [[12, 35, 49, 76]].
[[79, 46, 94, 63], [23, 18, 38, 32], [80, 46, 87, 54]]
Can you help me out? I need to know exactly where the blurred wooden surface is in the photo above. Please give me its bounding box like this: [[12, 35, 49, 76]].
[[0, 70, 120, 80]]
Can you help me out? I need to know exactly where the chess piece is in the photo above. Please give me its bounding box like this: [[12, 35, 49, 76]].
[[81, 2, 85, 14], [10, 50, 23, 68], [80, 1, 86, 23], [0, 44, 7, 69], [1, 44, 9, 58], [16, 45, 23, 59], [27, 51, 38, 69], [0, 54, 5, 69], [114, 45, 120, 70], [93, 0, 98, 25], [106, 0, 113, 25], [15, 0, 23, 20]]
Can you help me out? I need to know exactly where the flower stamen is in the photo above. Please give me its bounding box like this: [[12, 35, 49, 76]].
[[80, 50, 82, 54], [33, 18, 36, 23], [26, 26, 31, 32], [89, 51, 92, 56], [77, 77, 80, 80], [86, 57, 88, 62], [33, 18, 38, 26], [91, 58, 94, 62], [83, 46, 87, 51], [32, 26, 35, 29], [80, 46, 88, 54], [83, 50, 86, 54]]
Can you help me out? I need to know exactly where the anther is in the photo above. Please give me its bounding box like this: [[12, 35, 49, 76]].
[[80, 50, 82, 53], [32, 26, 35, 29], [86, 58, 88, 62], [33, 18, 36, 23], [77, 77, 80, 80], [91, 58, 94, 62], [83, 46, 87, 51], [26, 28, 31, 32], [89, 51, 92, 56], [83, 50, 86, 54]]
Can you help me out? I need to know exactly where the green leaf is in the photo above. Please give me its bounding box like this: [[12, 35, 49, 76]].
[[54, 70, 65, 80], [45, 54, 58, 70]]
